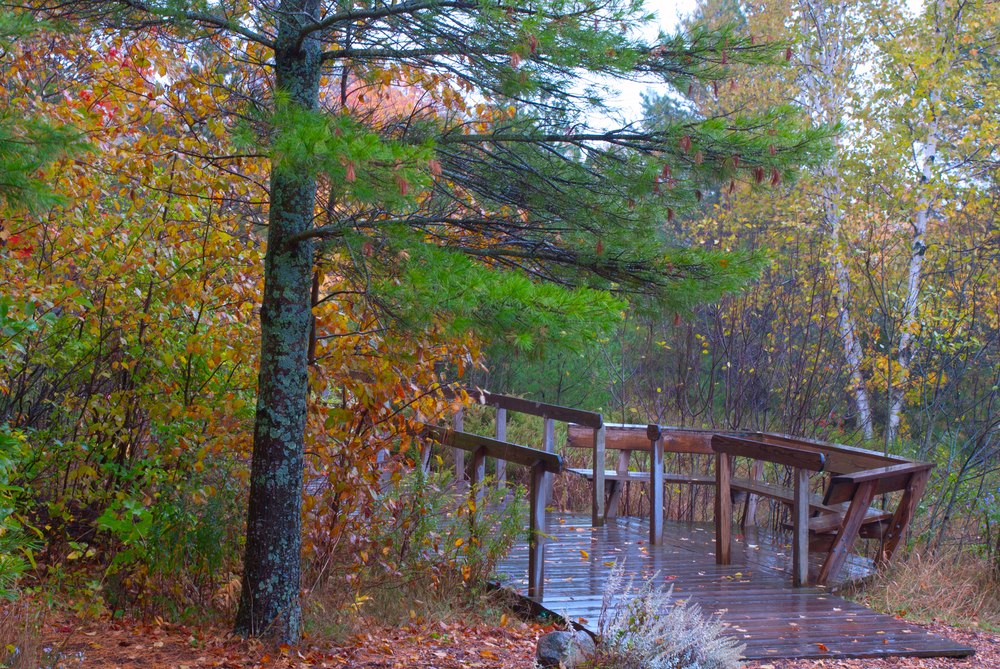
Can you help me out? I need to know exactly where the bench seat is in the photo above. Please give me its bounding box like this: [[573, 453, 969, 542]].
[[728, 477, 840, 514], [567, 467, 716, 486]]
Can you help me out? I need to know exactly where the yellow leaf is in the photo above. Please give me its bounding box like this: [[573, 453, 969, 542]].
[[580, 550, 589, 559], [455, 538, 463, 547]]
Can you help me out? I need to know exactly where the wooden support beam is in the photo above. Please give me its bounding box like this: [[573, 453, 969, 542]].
[[453, 408, 465, 482], [543, 417, 555, 506], [877, 468, 931, 567], [528, 460, 546, 598], [650, 435, 664, 546], [495, 408, 507, 493], [592, 425, 606, 528], [793, 467, 810, 587], [716, 452, 732, 565], [817, 479, 878, 585], [470, 445, 486, 511]]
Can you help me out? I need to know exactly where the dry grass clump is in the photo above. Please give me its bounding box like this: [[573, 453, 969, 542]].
[[850, 548, 1000, 629], [0, 597, 43, 669]]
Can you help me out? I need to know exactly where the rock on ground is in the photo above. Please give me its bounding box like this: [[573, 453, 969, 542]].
[[536, 630, 596, 668]]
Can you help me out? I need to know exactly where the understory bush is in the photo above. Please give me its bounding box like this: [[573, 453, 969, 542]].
[[0, 428, 36, 602], [591, 560, 744, 669], [306, 469, 525, 635]]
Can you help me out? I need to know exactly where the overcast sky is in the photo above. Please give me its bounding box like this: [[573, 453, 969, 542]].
[[585, 0, 700, 127]]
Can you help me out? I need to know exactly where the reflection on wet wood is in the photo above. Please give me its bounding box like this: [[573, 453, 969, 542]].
[[494, 513, 974, 661]]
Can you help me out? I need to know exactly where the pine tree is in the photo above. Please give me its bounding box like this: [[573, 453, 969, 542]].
[[0, 11, 86, 220], [15, 0, 829, 640]]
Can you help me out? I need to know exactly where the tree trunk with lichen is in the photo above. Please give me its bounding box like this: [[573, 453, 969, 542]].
[[234, 0, 322, 641]]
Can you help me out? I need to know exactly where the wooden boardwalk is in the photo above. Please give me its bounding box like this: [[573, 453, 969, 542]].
[[495, 513, 974, 661]]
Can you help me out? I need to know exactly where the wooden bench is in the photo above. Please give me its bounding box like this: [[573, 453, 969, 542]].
[[712, 433, 934, 585]]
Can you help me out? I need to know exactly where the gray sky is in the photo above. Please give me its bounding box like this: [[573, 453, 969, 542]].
[[586, 0, 699, 127]]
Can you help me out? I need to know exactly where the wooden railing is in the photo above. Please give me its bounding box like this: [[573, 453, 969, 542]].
[[424, 424, 565, 597], [563, 422, 934, 586], [437, 388, 607, 526], [425, 389, 603, 596]]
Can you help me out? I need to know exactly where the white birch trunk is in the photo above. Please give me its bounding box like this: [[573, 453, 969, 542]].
[[887, 119, 937, 443], [887, 0, 951, 442], [800, 0, 875, 440]]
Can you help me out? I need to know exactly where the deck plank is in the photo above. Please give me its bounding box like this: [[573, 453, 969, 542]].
[[494, 513, 973, 661]]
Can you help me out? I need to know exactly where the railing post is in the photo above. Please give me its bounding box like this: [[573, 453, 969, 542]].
[[793, 467, 810, 587], [592, 424, 605, 528], [543, 416, 555, 506], [471, 445, 487, 512], [453, 407, 465, 482], [650, 432, 664, 546], [528, 460, 546, 597], [420, 441, 431, 473], [715, 452, 731, 565], [495, 407, 507, 493]]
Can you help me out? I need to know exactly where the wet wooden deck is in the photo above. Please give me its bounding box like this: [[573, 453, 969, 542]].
[[495, 513, 974, 661]]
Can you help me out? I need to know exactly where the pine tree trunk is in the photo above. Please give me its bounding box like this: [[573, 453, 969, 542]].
[[234, 0, 322, 641]]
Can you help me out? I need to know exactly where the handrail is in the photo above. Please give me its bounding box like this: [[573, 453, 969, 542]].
[[424, 425, 563, 474], [711, 435, 826, 472], [436, 386, 603, 429]]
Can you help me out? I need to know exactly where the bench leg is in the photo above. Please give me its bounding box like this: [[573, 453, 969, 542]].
[[817, 480, 877, 585], [716, 453, 731, 565], [606, 480, 623, 519], [605, 450, 632, 519], [877, 469, 930, 567]]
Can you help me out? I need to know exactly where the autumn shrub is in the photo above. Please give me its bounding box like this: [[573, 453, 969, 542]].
[[305, 468, 525, 634], [0, 428, 37, 602], [589, 560, 744, 669], [849, 547, 1000, 629]]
